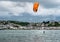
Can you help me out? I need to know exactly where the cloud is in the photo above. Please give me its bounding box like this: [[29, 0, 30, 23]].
[[0, 0, 60, 8], [0, 1, 26, 16], [0, 1, 60, 16]]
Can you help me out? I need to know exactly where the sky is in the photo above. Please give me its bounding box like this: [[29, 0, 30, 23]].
[[0, 0, 60, 22]]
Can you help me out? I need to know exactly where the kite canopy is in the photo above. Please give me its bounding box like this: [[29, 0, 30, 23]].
[[33, 2, 39, 12]]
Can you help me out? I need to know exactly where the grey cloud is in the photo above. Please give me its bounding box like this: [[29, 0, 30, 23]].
[[0, 0, 35, 2], [0, 0, 60, 8], [0, 7, 8, 11]]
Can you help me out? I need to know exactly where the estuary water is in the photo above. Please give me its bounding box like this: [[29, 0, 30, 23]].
[[0, 30, 60, 42]]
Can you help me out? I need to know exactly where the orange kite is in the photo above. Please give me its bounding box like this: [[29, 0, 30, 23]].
[[33, 2, 39, 12]]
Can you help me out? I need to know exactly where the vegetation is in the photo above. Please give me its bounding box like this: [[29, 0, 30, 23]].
[[0, 20, 60, 27], [42, 21, 60, 27], [9, 21, 30, 26]]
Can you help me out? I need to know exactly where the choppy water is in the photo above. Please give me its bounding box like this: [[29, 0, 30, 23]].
[[0, 30, 60, 42]]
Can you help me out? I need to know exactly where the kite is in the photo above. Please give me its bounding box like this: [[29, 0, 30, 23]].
[[33, 2, 39, 12]]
